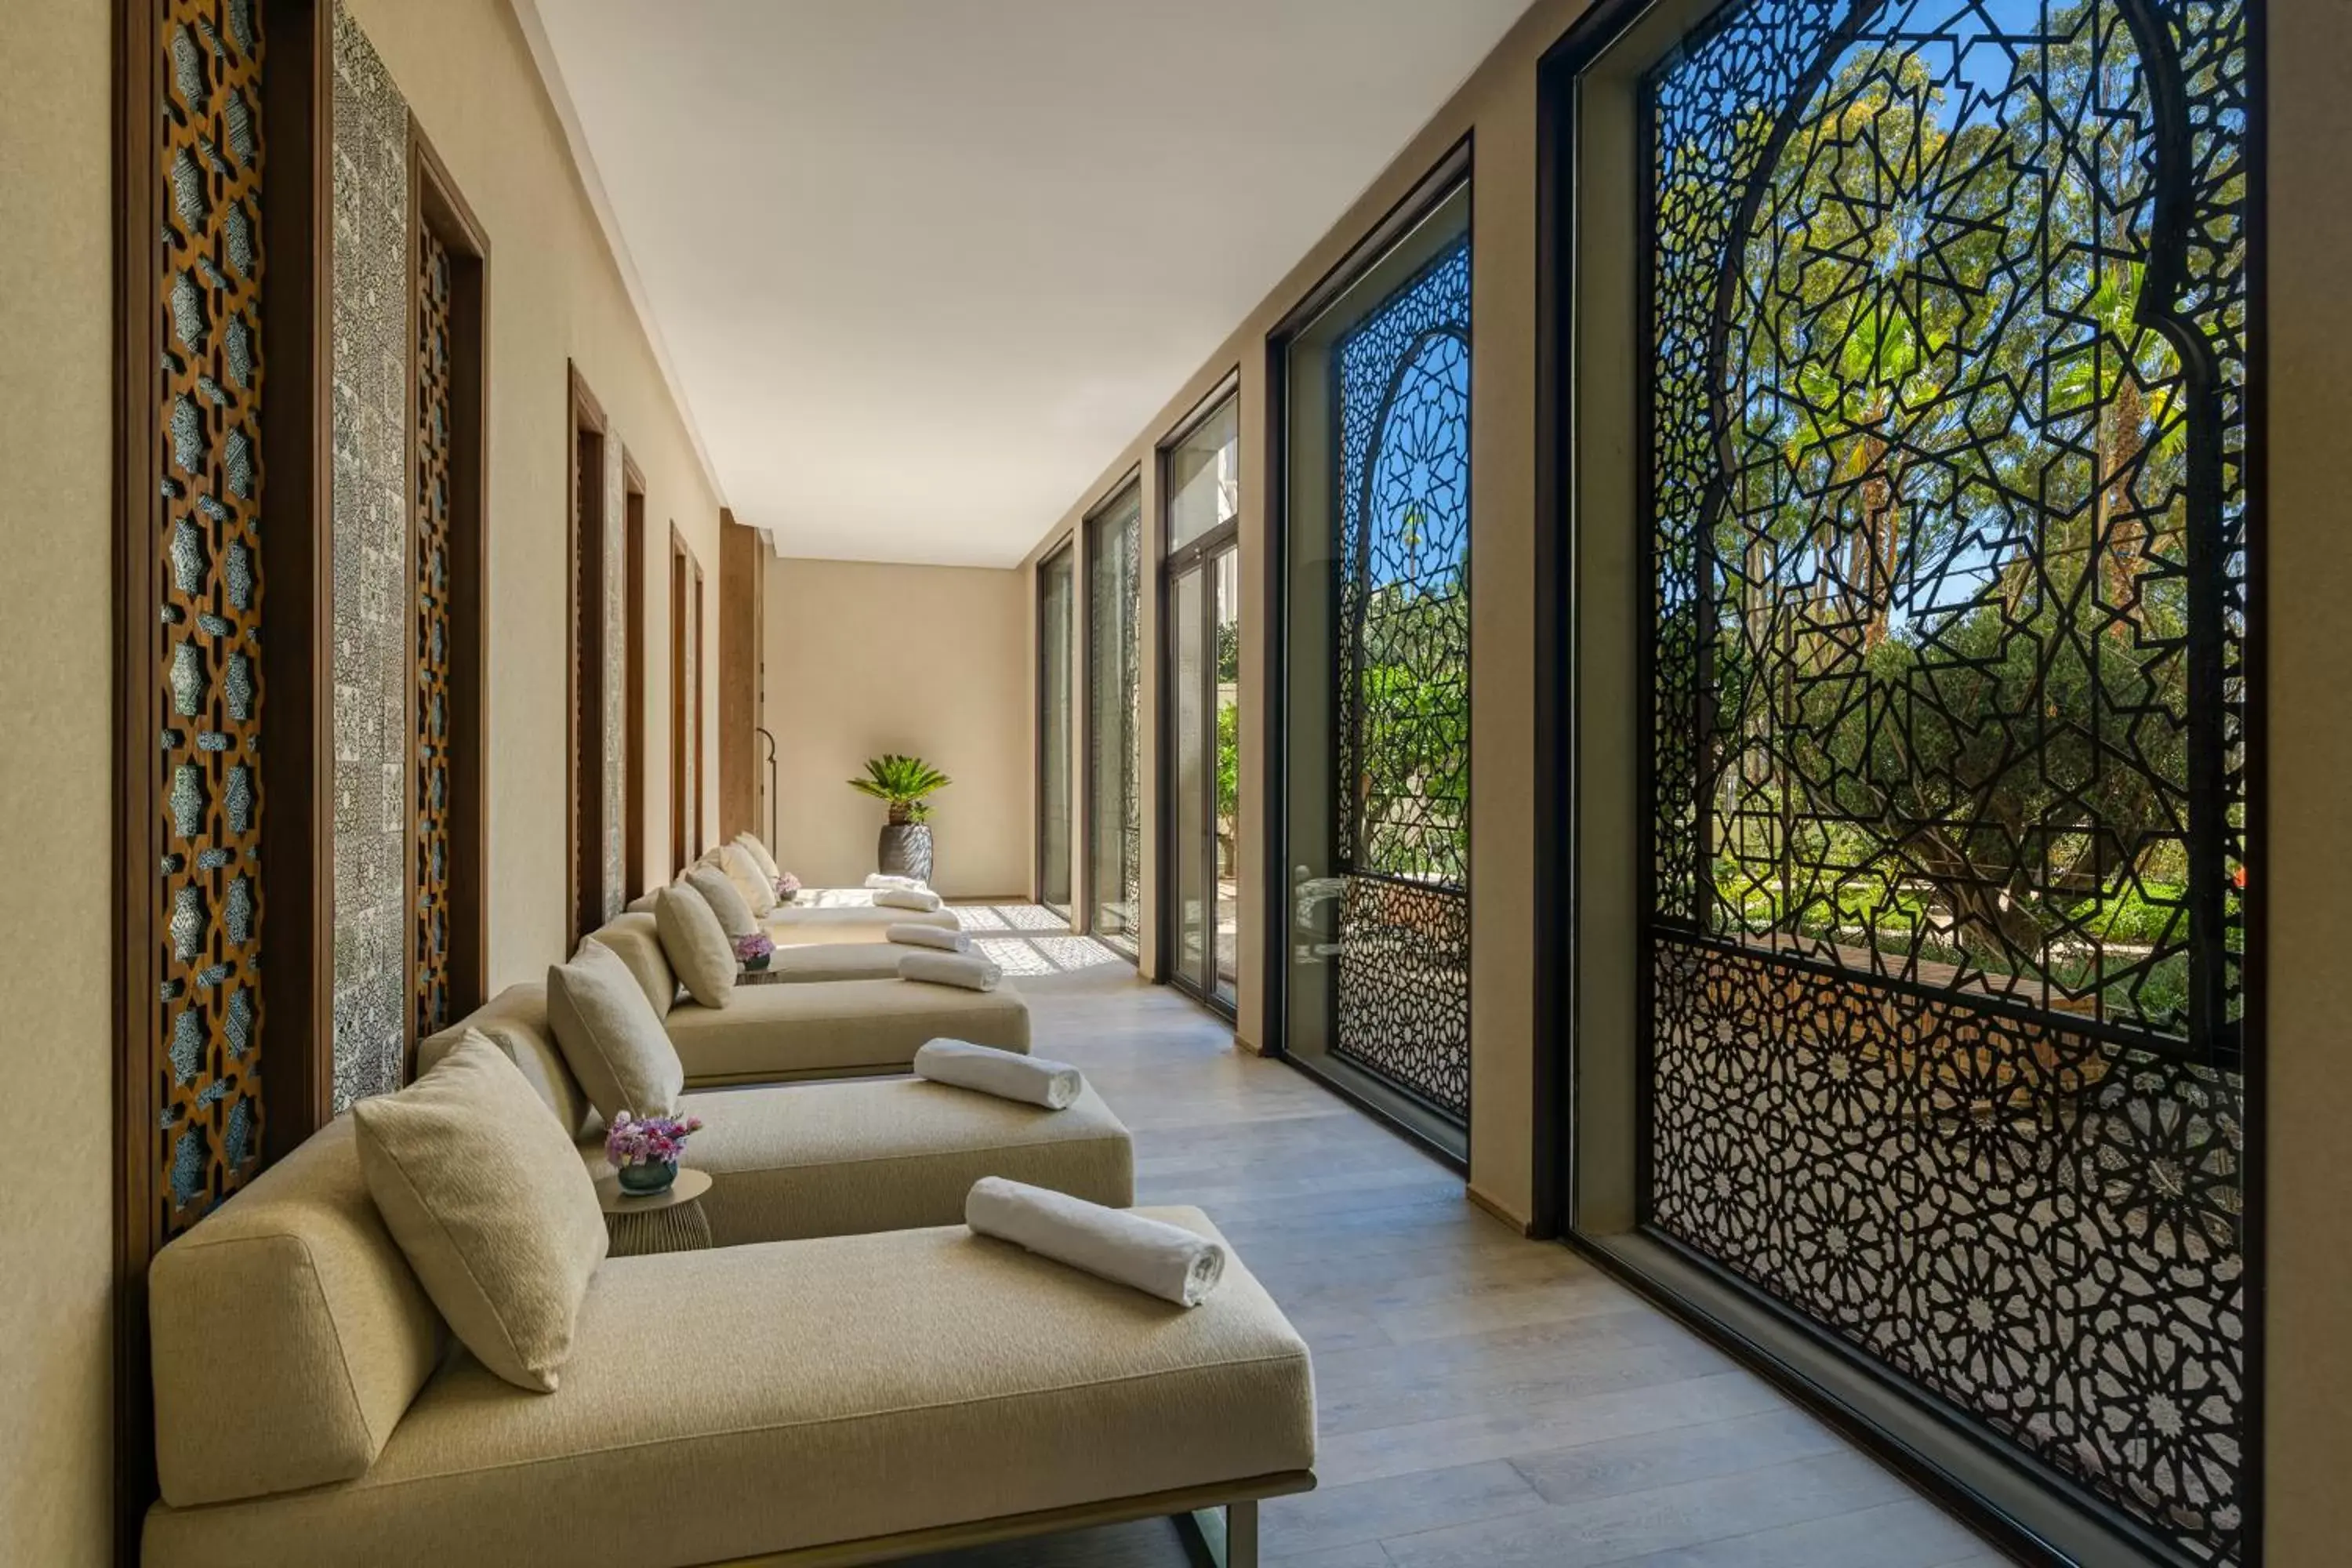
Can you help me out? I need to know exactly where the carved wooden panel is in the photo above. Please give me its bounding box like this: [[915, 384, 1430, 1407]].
[[155, 0, 269, 1232], [412, 223, 454, 1039]]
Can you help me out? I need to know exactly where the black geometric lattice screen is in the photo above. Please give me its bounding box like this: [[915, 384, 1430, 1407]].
[[1639, 0, 2254, 1559], [155, 0, 269, 1236], [1330, 230, 1472, 1121]]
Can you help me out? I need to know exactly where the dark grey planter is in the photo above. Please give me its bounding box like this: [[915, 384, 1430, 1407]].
[[877, 823, 934, 884]]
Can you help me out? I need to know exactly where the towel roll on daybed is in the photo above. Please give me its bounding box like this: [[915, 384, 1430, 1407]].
[[915, 1039, 1081, 1109], [900, 951, 1000, 991], [888, 923, 968, 953], [875, 886, 944, 913], [966, 1177, 1228, 1307]]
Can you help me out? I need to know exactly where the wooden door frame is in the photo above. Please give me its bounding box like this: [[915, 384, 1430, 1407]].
[[623, 456, 648, 899], [113, 2, 334, 1555], [565, 362, 608, 949], [405, 122, 491, 1058]]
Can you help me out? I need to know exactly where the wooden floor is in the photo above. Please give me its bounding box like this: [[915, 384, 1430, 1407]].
[[910, 914, 2005, 1568]]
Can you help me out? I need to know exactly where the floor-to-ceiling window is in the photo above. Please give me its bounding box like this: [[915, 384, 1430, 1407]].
[[1272, 157, 1471, 1158], [1548, 0, 2263, 1559], [1085, 479, 1144, 955], [1163, 387, 1242, 1014], [1037, 539, 1076, 916]]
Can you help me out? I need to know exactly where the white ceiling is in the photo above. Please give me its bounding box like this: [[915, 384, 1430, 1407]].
[[527, 0, 1534, 566]]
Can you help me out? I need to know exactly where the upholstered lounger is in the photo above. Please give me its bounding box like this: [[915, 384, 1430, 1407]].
[[624, 889, 963, 948], [752, 942, 913, 982], [763, 902, 960, 946], [422, 989, 1122, 1242], [142, 1123, 1315, 1568], [581, 912, 1028, 1083]]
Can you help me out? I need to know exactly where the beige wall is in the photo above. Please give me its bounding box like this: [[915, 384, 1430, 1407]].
[[0, 1, 116, 1560], [1020, 0, 1593, 1209], [349, 0, 725, 968], [760, 557, 1031, 898]]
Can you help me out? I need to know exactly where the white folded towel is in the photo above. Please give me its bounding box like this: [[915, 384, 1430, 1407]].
[[866, 873, 928, 891], [916, 1038, 1080, 1109], [898, 951, 1001, 991], [965, 1178, 1227, 1307], [888, 923, 969, 952], [874, 886, 943, 912]]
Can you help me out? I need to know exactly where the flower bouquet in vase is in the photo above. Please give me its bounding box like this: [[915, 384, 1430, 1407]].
[[772, 871, 802, 907], [606, 1111, 705, 1196], [734, 930, 775, 973]]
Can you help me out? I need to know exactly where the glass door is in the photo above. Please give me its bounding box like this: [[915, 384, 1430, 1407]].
[[1085, 481, 1143, 955], [1162, 390, 1240, 1014], [1273, 176, 1472, 1158], [1036, 541, 1076, 916]]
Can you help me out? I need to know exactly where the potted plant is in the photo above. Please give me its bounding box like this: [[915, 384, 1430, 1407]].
[[849, 753, 951, 883], [604, 1110, 706, 1196]]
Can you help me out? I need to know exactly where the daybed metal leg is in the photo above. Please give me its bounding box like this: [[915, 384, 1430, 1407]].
[[1173, 1499, 1258, 1568]]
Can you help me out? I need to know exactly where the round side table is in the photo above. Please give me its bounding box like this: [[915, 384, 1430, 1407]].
[[594, 1167, 713, 1257]]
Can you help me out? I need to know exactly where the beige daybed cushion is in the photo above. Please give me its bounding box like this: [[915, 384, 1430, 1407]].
[[763, 901, 960, 947], [419, 983, 593, 1141], [583, 911, 677, 1018], [663, 978, 1030, 1084], [546, 941, 685, 1120], [142, 1212, 1314, 1568], [653, 884, 737, 1007], [644, 1076, 1133, 1246], [353, 1034, 608, 1393], [753, 941, 912, 983], [147, 1119, 442, 1508]]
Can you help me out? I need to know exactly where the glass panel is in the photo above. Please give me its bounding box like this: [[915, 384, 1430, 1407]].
[[1279, 185, 1472, 1142], [1171, 566, 1207, 988], [1639, 1, 2253, 1559], [1037, 544, 1075, 914], [1086, 485, 1143, 954], [1167, 394, 1239, 550], [1212, 545, 1241, 1006]]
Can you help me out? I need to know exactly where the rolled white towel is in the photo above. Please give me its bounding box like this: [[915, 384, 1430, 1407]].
[[916, 1038, 1079, 1109], [866, 872, 928, 891], [898, 950, 1001, 991], [874, 886, 943, 913], [888, 922, 969, 952], [966, 1178, 1227, 1307]]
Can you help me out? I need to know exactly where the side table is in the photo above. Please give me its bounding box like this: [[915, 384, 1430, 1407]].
[[594, 1167, 713, 1256]]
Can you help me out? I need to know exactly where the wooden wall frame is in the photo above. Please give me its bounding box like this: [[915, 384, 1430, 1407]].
[[406, 122, 490, 1055], [624, 456, 649, 898], [668, 524, 701, 871], [565, 362, 609, 949], [718, 509, 763, 841], [114, 1, 334, 1556]]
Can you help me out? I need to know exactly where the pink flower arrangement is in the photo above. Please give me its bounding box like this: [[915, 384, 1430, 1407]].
[[774, 871, 802, 901], [733, 931, 775, 967], [605, 1110, 704, 1170]]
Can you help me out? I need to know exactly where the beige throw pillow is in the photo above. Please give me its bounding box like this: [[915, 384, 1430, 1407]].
[[719, 843, 779, 916], [546, 940, 685, 1121], [733, 832, 782, 882], [654, 884, 736, 1009], [352, 1033, 608, 1392], [683, 864, 758, 938]]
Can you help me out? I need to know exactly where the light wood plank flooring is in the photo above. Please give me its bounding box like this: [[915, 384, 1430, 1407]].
[[911, 912, 2002, 1567]]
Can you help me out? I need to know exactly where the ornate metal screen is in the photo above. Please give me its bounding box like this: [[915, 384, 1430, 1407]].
[[154, 0, 269, 1232], [1330, 232, 1472, 1120], [1087, 485, 1143, 953], [413, 224, 455, 1040], [1639, 0, 2255, 1559]]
